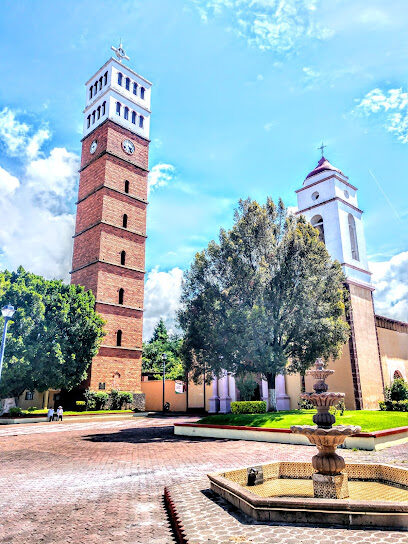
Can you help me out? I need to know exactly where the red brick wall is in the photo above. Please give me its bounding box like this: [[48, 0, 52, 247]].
[[71, 119, 148, 396]]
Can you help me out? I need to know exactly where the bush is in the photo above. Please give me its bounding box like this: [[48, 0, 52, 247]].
[[235, 374, 258, 401], [8, 407, 23, 417], [385, 378, 408, 402], [330, 399, 346, 417], [298, 397, 315, 410], [379, 399, 408, 412], [84, 390, 109, 410], [27, 406, 37, 412], [75, 400, 86, 411], [110, 390, 133, 410], [231, 401, 266, 414]]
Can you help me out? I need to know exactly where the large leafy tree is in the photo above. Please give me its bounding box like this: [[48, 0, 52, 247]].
[[178, 198, 350, 410], [142, 318, 184, 380], [0, 267, 105, 397]]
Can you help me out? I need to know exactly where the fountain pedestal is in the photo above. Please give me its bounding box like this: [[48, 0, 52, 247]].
[[291, 359, 361, 500]]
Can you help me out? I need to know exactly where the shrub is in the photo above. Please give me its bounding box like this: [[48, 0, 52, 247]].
[[386, 378, 408, 402], [110, 390, 133, 410], [298, 397, 315, 410], [379, 399, 408, 412], [231, 401, 266, 414], [84, 390, 109, 410], [27, 406, 37, 412], [8, 407, 23, 417], [330, 399, 346, 417], [235, 374, 258, 401], [75, 400, 86, 411]]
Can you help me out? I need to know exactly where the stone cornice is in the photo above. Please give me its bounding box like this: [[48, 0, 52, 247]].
[[95, 300, 144, 312], [70, 259, 145, 275], [76, 183, 148, 206], [73, 220, 147, 239], [296, 173, 357, 193], [99, 344, 143, 352], [340, 262, 372, 276], [79, 148, 149, 173], [296, 197, 363, 216]]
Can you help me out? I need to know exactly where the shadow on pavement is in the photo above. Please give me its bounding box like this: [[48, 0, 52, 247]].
[[82, 425, 228, 444]]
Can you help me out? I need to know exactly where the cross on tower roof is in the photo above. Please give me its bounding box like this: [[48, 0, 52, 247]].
[[317, 142, 326, 158], [111, 40, 130, 63]]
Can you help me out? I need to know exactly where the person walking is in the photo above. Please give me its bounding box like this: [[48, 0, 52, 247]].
[[47, 407, 54, 422], [57, 406, 63, 421]]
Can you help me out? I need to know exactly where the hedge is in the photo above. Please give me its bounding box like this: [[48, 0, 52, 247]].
[[231, 401, 267, 414], [379, 399, 408, 412]]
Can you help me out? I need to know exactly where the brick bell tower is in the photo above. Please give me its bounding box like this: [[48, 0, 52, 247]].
[[71, 44, 151, 407]]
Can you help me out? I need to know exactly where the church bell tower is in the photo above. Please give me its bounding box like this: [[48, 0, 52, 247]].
[[70, 45, 151, 405], [296, 155, 384, 409]]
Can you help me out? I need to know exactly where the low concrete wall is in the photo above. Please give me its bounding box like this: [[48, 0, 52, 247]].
[[0, 417, 47, 424], [174, 423, 408, 451]]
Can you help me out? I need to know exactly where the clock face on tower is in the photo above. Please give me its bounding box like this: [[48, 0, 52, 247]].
[[122, 139, 135, 155], [90, 140, 98, 154]]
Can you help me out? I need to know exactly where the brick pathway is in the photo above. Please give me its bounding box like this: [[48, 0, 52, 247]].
[[0, 416, 406, 544]]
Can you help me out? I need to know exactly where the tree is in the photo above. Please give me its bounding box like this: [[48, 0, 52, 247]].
[[142, 319, 184, 380], [0, 267, 105, 397], [178, 198, 350, 410]]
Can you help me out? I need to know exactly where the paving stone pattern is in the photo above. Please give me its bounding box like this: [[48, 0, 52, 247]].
[[0, 416, 407, 544]]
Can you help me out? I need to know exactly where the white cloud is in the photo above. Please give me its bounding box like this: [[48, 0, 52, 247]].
[[0, 108, 50, 159], [264, 121, 277, 131], [302, 66, 320, 79], [355, 87, 408, 143], [143, 267, 184, 340], [371, 251, 408, 323], [191, 0, 334, 54], [0, 109, 78, 281], [148, 163, 175, 194]]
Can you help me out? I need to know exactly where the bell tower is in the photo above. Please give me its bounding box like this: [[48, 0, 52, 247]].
[[70, 45, 151, 405], [296, 156, 384, 409]]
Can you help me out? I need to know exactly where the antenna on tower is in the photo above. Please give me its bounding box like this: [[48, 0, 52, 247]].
[[111, 40, 130, 63]]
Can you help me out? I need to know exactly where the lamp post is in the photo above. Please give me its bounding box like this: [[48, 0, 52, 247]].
[[162, 352, 167, 413], [0, 305, 15, 384]]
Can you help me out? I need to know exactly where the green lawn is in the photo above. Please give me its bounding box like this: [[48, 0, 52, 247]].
[[198, 410, 408, 432], [23, 409, 134, 416]]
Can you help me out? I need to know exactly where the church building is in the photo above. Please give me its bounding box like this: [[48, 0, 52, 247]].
[[208, 156, 408, 413]]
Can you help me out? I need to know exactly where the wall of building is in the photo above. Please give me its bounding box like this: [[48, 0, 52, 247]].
[[376, 318, 408, 386], [141, 380, 212, 412]]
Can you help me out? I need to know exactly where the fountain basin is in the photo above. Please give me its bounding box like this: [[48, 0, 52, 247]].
[[208, 461, 408, 529]]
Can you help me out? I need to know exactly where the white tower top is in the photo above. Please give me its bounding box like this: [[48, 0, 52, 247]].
[[296, 156, 372, 288], [82, 50, 152, 140]]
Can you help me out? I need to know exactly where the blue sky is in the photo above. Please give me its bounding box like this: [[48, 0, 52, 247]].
[[0, 0, 407, 336]]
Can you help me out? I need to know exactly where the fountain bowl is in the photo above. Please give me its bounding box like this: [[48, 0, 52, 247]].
[[208, 461, 408, 529]]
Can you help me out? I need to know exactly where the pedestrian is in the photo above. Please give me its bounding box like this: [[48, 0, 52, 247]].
[[47, 407, 54, 422], [57, 406, 63, 421]]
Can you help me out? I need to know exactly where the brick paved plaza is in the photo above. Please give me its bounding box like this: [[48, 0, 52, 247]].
[[0, 416, 407, 544]]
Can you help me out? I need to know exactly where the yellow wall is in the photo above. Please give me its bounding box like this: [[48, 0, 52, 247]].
[[377, 326, 408, 386], [17, 389, 60, 410], [141, 380, 212, 412]]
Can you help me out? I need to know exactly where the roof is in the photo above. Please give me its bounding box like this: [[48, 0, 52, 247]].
[[305, 156, 346, 181]]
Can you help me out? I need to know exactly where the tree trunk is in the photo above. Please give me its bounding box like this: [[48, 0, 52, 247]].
[[266, 373, 276, 412], [301, 373, 306, 393]]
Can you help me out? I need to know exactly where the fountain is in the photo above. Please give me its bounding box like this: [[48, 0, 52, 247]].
[[290, 358, 360, 499], [207, 358, 408, 529]]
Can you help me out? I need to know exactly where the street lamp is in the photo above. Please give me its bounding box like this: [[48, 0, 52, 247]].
[[162, 352, 167, 413], [0, 305, 15, 383]]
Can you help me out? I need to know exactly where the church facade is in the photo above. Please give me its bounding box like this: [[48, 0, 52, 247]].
[[208, 157, 408, 413]]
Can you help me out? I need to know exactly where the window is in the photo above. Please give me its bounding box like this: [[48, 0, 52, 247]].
[[140, 87, 145, 99], [393, 370, 403, 380], [94, 82, 98, 95], [122, 214, 128, 228], [102, 101, 106, 115], [311, 215, 325, 244], [139, 115, 144, 128], [133, 82, 138, 95], [99, 77, 102, 90], [124, 106, 129, 120], [311, 191, 319, 201], [118, 72, 123, 86], [97, 106, 101, 119], [99, 382, 106, 390], [124, 180, 130, 193], [116, 330, 122, 346], [92, 111, 96, 124], [348, 214, 359, 261], [125, 77, 130, 90], [132, 111, 136, 124], [104, 72, 108, 85], [120, 250, 126, 265], [25, 391, 34, 400], [87, 115, 91, 128], [116, 101, 121, 115], [118, 288, 124, 305], [89, 87, 93, 100]]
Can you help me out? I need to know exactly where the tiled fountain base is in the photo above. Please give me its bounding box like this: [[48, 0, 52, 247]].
[[164, 478, 408, 544]]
